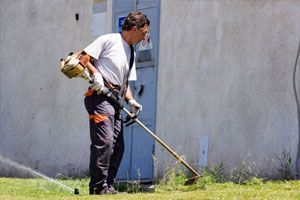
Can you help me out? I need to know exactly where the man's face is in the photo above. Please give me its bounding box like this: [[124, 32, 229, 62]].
[[132, 24, 149, 45]]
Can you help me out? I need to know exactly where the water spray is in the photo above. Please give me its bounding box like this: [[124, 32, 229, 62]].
[[0, 155, 79, 195]]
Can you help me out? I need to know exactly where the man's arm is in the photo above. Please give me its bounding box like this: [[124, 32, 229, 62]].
[[125, 85, 142, 116], [125, 86, 134, 102], [80, 52, 105, 92], [79, 51, 98, 75], [86, 60, 98, 75]]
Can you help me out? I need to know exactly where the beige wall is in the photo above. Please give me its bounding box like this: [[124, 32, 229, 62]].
[[2, 0, 300, 180], [156, 0, 300, 178], [0, 0, 94, 177]]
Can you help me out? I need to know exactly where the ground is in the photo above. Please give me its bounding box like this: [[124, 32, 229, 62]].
[[1, 178, 300, 199]]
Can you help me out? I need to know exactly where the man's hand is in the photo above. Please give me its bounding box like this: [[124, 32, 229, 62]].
[[78, 68, 92, 81], [128, 99, 142, 116], [90, 72, 105, 92]]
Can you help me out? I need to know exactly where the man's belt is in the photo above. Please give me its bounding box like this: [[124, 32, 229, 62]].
[[105, 82, 121, 91]]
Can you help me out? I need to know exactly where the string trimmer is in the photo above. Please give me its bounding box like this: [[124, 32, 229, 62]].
[[104, 90, 202, 185]]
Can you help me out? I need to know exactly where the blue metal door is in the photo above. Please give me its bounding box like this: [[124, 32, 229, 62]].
[[112, 0, 159, 181]]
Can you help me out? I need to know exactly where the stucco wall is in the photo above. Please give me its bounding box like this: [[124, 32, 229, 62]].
[[156, 0, 300, 178], [2, 0, 300, 180], [0, 0, 94, 177]]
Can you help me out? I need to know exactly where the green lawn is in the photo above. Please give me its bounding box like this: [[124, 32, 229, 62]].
[[1, 178, 300, 200]]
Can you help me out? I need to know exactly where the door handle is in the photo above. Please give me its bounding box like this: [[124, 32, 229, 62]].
[[136, 85, 144, 96]]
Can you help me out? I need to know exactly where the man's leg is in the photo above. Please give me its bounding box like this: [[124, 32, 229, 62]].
[[84, 93, 115, 194], [107, 112, 125, 188]]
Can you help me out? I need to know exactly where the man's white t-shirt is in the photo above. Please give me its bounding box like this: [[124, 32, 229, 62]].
[[84, 33, 137, 86]]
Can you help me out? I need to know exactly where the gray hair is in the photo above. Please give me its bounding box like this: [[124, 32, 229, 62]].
[[122, 11, 150, 31]]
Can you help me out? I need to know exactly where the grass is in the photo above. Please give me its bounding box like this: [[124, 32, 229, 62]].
[[1, 177, 300, 199]]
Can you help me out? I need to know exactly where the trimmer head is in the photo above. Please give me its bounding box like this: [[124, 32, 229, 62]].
[[184, 175, 202, 185]]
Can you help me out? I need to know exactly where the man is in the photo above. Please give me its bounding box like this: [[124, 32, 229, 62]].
[[82, 11, 150, 195]]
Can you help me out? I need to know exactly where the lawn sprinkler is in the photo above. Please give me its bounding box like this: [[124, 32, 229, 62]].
[[0, 155, 80, 195]]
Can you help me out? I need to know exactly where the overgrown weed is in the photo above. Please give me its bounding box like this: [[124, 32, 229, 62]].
[[277, 149, 293, 180], [229, 160, 255, 184], [202, 162, 226, 183], [156, 162, 226, 192], [156, 165, 188, 192]]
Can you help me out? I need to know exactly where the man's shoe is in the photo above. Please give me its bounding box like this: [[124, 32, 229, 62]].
[[89, 188, 95, 195], [95, 187, 108, 195], [90, 187, 107, 195], [107, 185, 118, 194], [90, 186, 117, 195]]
